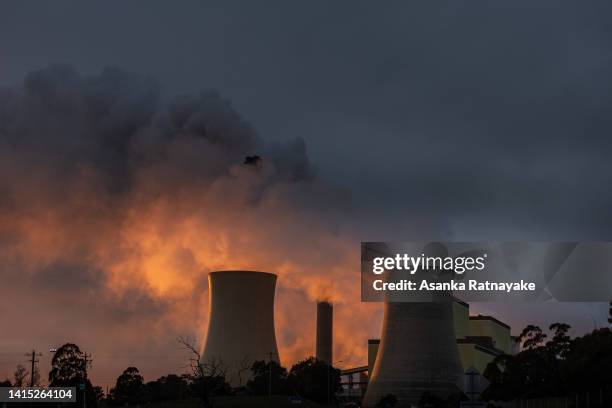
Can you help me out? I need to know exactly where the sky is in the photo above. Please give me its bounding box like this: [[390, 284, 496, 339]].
[[1, 1, 611, 389]]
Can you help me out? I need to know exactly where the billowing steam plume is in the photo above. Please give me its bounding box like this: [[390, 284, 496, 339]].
[[0, 65, 380, 383]]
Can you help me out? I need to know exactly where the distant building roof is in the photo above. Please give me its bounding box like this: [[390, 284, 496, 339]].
[[457, 337, 503, 357], [469, 314, 510, 329], [341, 365, 368, 375], [452, 297, 469, 308]]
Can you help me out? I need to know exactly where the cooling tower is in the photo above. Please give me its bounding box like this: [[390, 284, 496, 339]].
[[362, 297, 463, 407], [316, 301, 333, 364], [201, 271, 279, 387]]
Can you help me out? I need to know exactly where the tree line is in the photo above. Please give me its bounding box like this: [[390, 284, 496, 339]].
[[105, 357, 341, 407], [0, 339, 342, 408], [483, 324, 612, 402]]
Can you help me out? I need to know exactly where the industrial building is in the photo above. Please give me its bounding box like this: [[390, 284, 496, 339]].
[[452, 299, 518, 373], [340, 299, 517, 403], [199, 269, 516, 405]]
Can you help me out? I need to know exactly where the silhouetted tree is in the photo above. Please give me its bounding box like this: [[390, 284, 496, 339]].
[[287, 357, 341, 404], [143, 374, 191, 402], [482, 361, 504, 400], [13, 364, 28, 387], [48, 343, 97, 407], [518, 325, 547, 350], [563, 328, 612, 393], [109, 367, 145, 405], [247, 360, 288, 395], [49, 343, 88, 385], [483, 325, 612, 402], [546, 323, 571, 358], [484, 347, 560, 400], [376, 393, 398, 408], [178, 336, 230, 407], [417, 391, 465, 408], [92, 386, 105, 402]]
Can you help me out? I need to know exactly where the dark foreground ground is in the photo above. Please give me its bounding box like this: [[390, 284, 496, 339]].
[[100, 396, 326, 408]]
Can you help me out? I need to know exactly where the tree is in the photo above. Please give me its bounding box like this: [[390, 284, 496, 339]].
[[546, 323, 571, 358], [109, 367, 145, 406], [143, 374, 191, 402], [92, 385, 105, 402], [178, 336, 230, 407], [518, 325, 547, 350], [13, 364, 28, 387], [482, 354, 518, 401], [483, 360, 502, 385], [376, 393, 398, 408], [482, 324, 612, 402], [287, 357, 341, 404], [563, 328, 612, 393], [49, 343, 88, 386], [482, 342, 563, 401], [48, 343, 97, 407], [247, 360, 288, 395]]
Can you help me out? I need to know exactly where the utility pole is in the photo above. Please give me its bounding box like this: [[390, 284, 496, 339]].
[[267, 352, 276, 398], [25, 350, 42, 387], [328, 360, 342, 405], [84, 353, 93, 370], [82, 353, 93, 408]]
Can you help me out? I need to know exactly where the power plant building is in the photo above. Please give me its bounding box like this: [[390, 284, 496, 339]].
[[199, 268, 516, 404], [340, 299, 517, 404], [453, 299, 517, 373]]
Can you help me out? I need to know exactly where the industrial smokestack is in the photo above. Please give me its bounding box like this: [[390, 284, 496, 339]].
[[202, 271, 279, 386], [316, 301, 333, 364], [362, 298, 463, 407]]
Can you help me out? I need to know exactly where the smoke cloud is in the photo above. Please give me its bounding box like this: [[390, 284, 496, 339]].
[[0, 65, 380, 385]]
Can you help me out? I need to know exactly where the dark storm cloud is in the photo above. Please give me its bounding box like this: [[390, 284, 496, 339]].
[[272, 1, 612, 238], [22, 0, 606, 239], [2, 2, 612, 237]]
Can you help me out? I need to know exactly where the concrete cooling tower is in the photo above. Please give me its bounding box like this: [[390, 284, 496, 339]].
[[362, 297, 463, 407], [201, 271, 279, 387]]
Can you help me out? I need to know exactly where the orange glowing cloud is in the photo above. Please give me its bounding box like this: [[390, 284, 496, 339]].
[[0, 65, 381, 382]]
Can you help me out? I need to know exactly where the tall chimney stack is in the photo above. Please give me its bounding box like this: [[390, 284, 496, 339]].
[[316, 301, 333, 364]]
